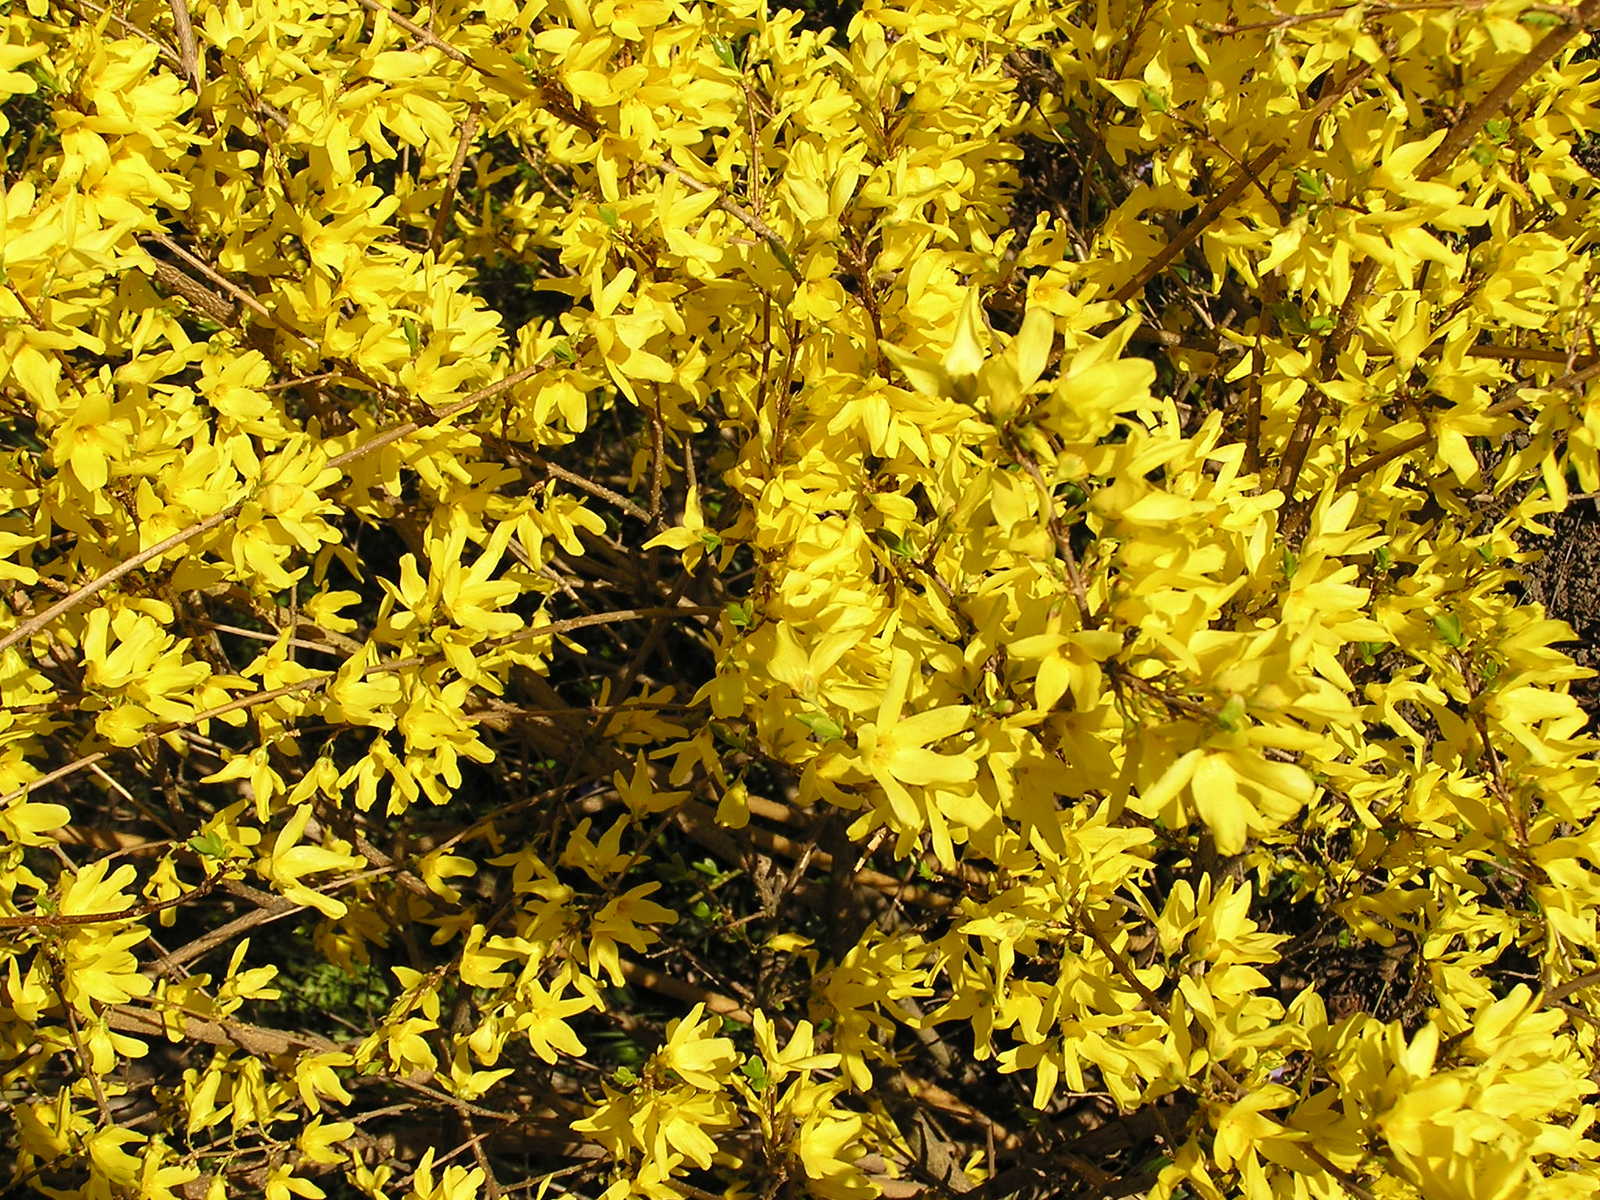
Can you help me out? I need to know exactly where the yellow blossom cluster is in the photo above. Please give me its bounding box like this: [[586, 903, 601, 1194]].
[[1, 0, 1599, 1196]]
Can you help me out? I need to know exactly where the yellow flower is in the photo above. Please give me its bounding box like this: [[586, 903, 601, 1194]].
[[656, 1003, 736, 1091], [263, 806, 365, 919]]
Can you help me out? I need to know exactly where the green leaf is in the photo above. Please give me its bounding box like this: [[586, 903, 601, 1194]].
[[1215, 694, 1248, 732], [724, 601, 752, 629], [740, 1056, 769, 1091], [1433, 612, 1465, 648], [552, 339, 576, 364], [1484, 118, 1511, 144], [1270, 301, 1317, 337], [1518, 9, 1563, 26], [710, 35, 739, 70], [1470, 143, 1497, 168], [796, 711, 845, 742], [1293, 168, 1325, 197], [1140, 86, 1169, 113], [711, 721, 750, 751], [402, 320, 420, 354], [188, 832, 226, 859], [25, 63, 60, 93], [768, 239, 799, 278], [598, 205, 619, 229]]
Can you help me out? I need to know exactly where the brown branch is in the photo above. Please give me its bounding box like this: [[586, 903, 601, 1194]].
[[1110, 145, 1284, 306], [1111, 62, 1373, 307], [1276, 254, 1379, 506], [1302, 1145, 1379, 1200], [1336, 357, 1600, 488], [106, 1001, 340, 1055], [0, 869, 225, 930], [429, 102, 484, 253], [168, 0, 200, 90], [156, 892, 300, 972], [1245, 319, 1268, 476], [1546, 969, 1600, 1003], [672, 798, 954, 910], [1003, 435, 1096, 628], [1421, 0, 1600, 179], [618, 958, 751, 1023], [52, 949, 116, 1127], [535, 458, 652, 523], [0, 504, 238, 658], [891, 1074, 1021, 1152], [1466, 345, 1597, 367], [64, 0, 182, 66], [144, 232, 282, 329], [145, 258, 238, 326], [1279, 4, 1597, 511], [356, 0, 471, 64], [1075, 907, 1166, 1011], [659, 161, 803, 282], [0, 603, 713, 808], [5, 283, 88, 395], [1203, 0, 1537, 36]]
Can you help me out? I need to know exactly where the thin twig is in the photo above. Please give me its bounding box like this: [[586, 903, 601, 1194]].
[[1004, 436, 1096, 627], [52, 948, 116, 1127], [1279, 3, 1598, 511], [1111, 145, 1283, 306], [430, 102, 484, 253], [1111, 62, 1372, 307], [1422, 0, 1600, 178], [0, 870, 226, 930], [0, 604, 714, 808], [1337, 358, 1600, 488], [168, 0, 200, 90], [537, 459, 652, 522]]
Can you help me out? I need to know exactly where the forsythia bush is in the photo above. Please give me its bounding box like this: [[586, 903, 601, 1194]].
[[2, 0, 1600, 1195]]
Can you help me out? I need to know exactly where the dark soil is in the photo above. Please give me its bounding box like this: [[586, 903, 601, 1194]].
[[1521, 500, 1600, 722]]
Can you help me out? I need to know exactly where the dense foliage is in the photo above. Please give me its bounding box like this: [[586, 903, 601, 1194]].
[[2, 0, 1600, 1196]]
